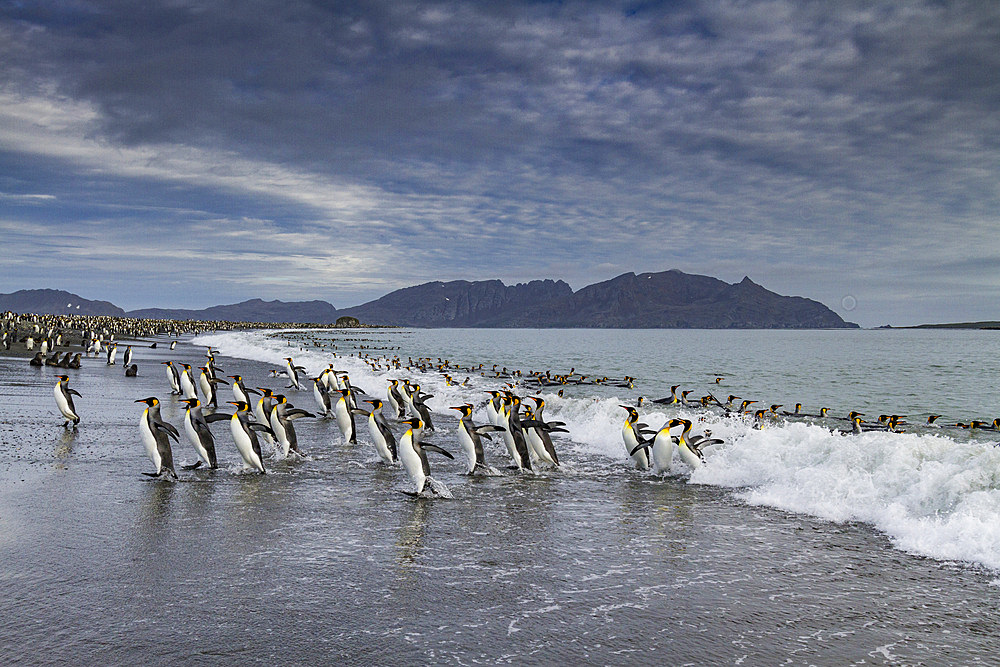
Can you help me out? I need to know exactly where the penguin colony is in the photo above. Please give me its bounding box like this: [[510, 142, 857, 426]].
[[13, 310, 1000, 498]]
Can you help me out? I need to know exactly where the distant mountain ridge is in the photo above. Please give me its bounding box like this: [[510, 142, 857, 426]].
[[0, 289, 126, 317], [128, 298, 339, 323], [0, 270, 859, 328], [338, 271, 856, 328]]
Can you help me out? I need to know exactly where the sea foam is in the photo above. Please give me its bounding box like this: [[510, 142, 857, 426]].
[[195, 329, 1000, 571]]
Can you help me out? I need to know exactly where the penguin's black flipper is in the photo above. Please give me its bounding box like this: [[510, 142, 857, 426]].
[[204, 412, 231, 423], [421, 444, 454, 459], [141, 472, 162, 478], [630, 443, 652, 456], [68, 389, 82, 397], [182, 461, 203, 470], [286, 409, 316, 419], [152, 421, 180, 442], [248, 422, 276, 438]]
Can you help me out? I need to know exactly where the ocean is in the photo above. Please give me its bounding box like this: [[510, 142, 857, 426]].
[[3, 327, 1000, 664]]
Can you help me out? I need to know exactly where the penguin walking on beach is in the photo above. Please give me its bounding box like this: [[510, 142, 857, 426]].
[[254, 388, 277, 448], [198, 366, 228, 408], [312, 377, 333, 418], [498, 394, 532, 471], [161, 361, 181, 395], [123, 345, 132, 368], [54, 375, 81, 428], [352, 399, 398, 464], [227, 401, 271, 473], [398, 417, 454, 497], [179, 363, 198, 399], [449, 404, 505, 475], [179, 397, 228, 469], [268, 394, 315, 458], [229, 375, 260, 406], [284, 357, 306, 390], [386, 379, 406, 419], [135, 397, 179, 480], [620, 406, 651, 470], [521, 404, 563, 467], [334, 388, 357, 444], [106, 343, 117, 365]]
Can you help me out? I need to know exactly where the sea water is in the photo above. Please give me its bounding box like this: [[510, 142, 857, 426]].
[[2, 327, 1000, 663]]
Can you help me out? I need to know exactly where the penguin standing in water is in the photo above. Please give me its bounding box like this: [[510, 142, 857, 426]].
[[312, 377, 333, 418], [54, 375, 81, 428], [352, 399, 398, 464], [671, 418, 715, 469], [228, 375, 259, 405], [135, 397, 179, 480], [521, 404, 563, 467], [179, 397, 228, 469], [227, 401, 271, 473], [284, 357, 306, 390], [449, 404, 505, 475], [498, 394, 532, 471], [334, 388, 357, 444], [386, 380, 406, 419], [268, 394, 315, 458], [254, 388, 277, 448], [198, 366, 228, 408], [620, 406, 651, 470], [161, 361, 181, 395], [629, 421, 678, 475], [179, 363, 198, 399], [398, 418, 454, 497], [106, 343, 117, 365]]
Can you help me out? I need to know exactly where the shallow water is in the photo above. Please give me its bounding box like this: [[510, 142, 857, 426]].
[[3, 328, 1000, 664]]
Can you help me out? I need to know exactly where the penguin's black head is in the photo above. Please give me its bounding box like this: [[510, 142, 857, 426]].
[[228, 400, 248, 411], [402, 417, 422, 428], [135, 397, 159, 406], [180, 398, 199, 407]]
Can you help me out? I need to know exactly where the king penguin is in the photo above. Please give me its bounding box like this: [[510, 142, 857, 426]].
[[179, 397, 228, 469], [352, 399, 398, 464], [227, 401, 270, 473], [449, 404, 505, 475], [135, 397, 179, 479], [398, 417, 454, 497], [54, 375, 81, 428], [620, 406, 651, 470], [334, 388, 357, 444]]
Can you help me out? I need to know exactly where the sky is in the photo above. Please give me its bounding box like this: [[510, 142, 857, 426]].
[[1, 1, 999, 327]]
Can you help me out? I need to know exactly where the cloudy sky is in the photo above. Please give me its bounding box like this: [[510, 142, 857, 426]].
[[1, 1, 999, 326]]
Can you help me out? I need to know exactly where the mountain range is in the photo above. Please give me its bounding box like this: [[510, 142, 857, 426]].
[[0, 270, 858, 328]]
